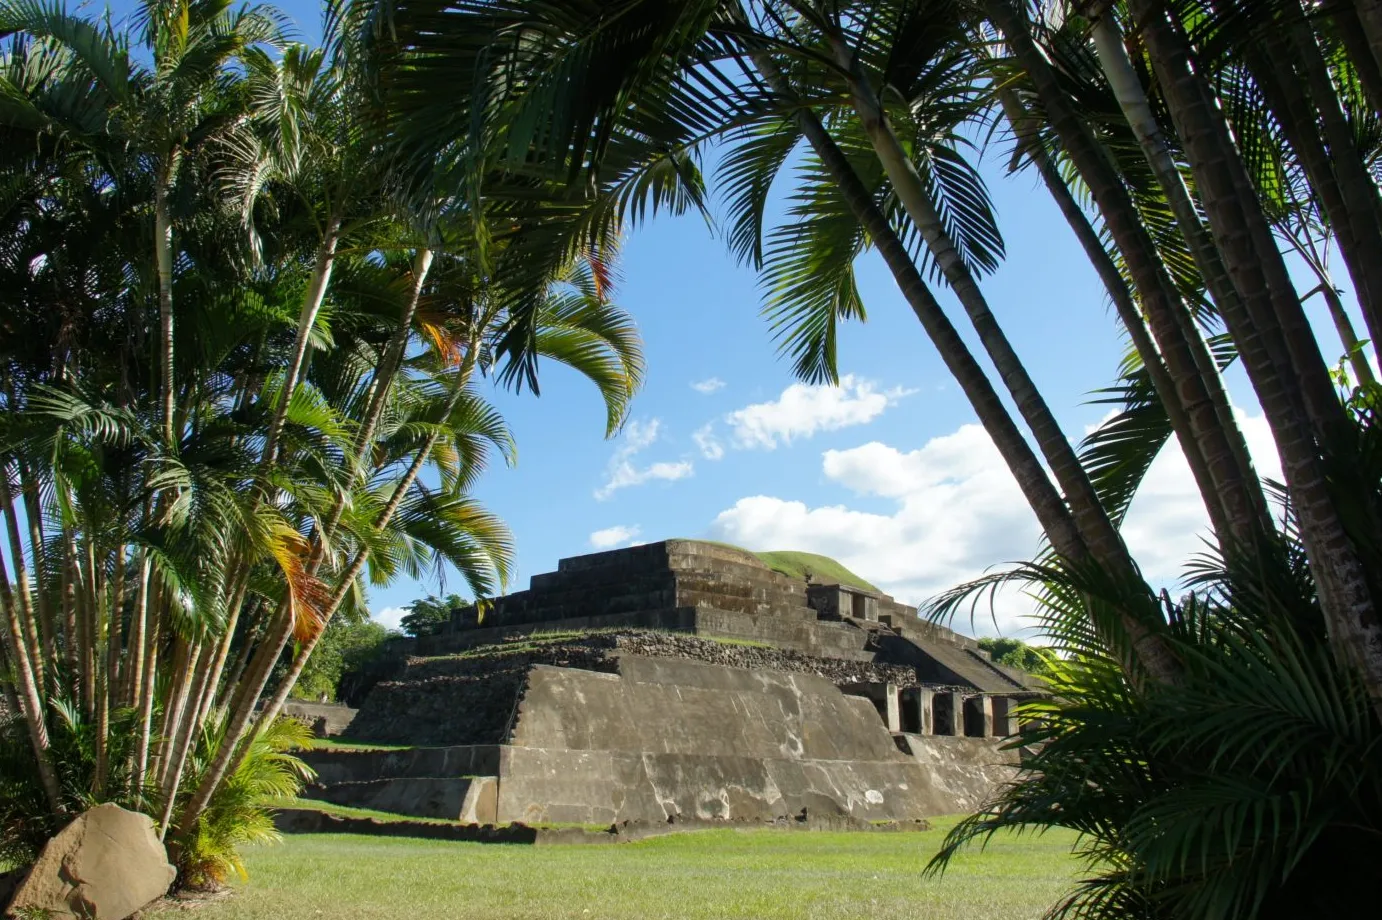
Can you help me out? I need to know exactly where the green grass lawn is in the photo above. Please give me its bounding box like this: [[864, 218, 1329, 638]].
[[308, 738, 415, 752], [153, 818, 1082, 920], [689, 541, 883, 593]]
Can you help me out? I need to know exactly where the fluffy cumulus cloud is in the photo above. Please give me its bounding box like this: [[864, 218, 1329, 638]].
[[695, 375, 911, 460], [595, 419, 694, 500], [371, 606, 408, 632], [589, 524, 642, 550], [709, 410, 1281, 637], [726, 375, 913, 450], [691, 377, 726, 394]]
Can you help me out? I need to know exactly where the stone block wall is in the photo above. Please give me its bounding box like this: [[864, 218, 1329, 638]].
[[496, 656, 939, 825], [346, 632, 925, 746]]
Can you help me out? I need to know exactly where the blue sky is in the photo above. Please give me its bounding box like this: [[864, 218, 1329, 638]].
[[103, 1, 1360, 637]]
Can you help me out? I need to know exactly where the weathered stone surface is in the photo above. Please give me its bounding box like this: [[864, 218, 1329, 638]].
[[494, 658, 939, 825], [303, 777, 488, 821], [6, 803, 175, 920], [300, 745, 500, 784], [894, 734, 1020, 814], [348, 632, 923, 746], [281, 700, 357, 737]]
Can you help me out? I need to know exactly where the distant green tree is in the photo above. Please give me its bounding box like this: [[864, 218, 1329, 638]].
[[400, 594, 469, 638], [291, 620, 396, 703], [978, 637, 1051, 678]]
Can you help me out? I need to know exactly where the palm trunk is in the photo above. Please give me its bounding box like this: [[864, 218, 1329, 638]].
[[1247, 2, 1382, 349], [155, 155, 179, 447], [1085, 10, 1274, 543], [312, 248, 435, 562], [831, 35, 1137, 575], [130, 609, 160, 805], [0, 645, 21, 723], [1334, 4, 1382, 115], [156, 642, 210, 840], [261, 217, 343, 468], [172, 599, 294, 849], [17, 459, 53, 691], [1352, 0, 1382, 96], [996, 87, 1223, 526], [0, 551, 62, 810], [1126, 0, 1382, 714], [61, 538, 77, 683], [95, 547, 125, 795], [752, 50, 1181, 684], [152, 638, 192, 787], [988, 0, 1272, 549], [123, 554, 150, 709], [1, 471, 43, 692]]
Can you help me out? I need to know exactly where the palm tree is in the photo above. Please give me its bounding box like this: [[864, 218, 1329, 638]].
[[1080, 0, 1382, 713]]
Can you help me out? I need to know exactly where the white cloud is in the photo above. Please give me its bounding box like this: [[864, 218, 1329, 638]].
[[725, 375, 912, 450], [693, 424, 725, 461], [372, 606, 408, 632], [589, 524, 642, 549], [595, 419, 695, 500], [708, 410, 1281, 638], [691, 377, 726, 394]]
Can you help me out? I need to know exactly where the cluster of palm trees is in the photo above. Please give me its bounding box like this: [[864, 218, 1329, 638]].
[[0, 0, 645, 881], [5, 0, 1382, 912], [366, 0, 1379, 915]]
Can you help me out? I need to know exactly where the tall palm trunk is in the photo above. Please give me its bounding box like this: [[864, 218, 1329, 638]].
[[1125, 0, 1382, 714], [172, 598, 294, 849], [1, 471, 43, 691], [156, 642, 210, 841], [1334, 4, 1382, 114], [1352, 0, 1382, 95], [987, 0, 1272, 550], [191, 576, 250, 730], [0, 551, 61, 810], [94, 546, 123, 794], [130, 609, 160, 805], [261, 217, 343, 467], [996, 88, 1223, 524], [1083, 9, 1275, 544], [155, 155, 179, 446], [829, 35, 1137, 576], [751, 51, 1180, 684], [1243, 3, 1382, 349], [312, 248, 435, 559], [122, 554, 150, 708], [17, 459, 53, 690]]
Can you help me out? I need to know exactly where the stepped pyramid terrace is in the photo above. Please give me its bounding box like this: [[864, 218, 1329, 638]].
[[297, 541, 1043, 831]]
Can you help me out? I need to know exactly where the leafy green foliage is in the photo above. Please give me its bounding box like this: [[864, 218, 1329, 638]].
[[400, 593, 467, 639], [927, 535, 1382, 919], [0, 699, 152, 866], [176, 715, 315, 890], [976, 637, 1051, 678], [290, 619, 398, 704]]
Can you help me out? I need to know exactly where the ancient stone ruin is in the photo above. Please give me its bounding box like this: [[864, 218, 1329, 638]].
[[305, 540, 1041, 830]]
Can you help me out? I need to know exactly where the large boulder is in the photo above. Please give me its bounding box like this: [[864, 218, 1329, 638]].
[[6, 803, 176, 920]]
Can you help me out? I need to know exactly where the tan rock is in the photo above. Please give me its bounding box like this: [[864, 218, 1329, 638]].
[[6, 803, 176, 920]]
